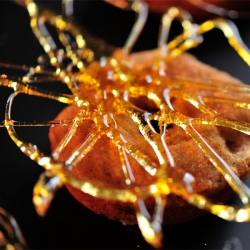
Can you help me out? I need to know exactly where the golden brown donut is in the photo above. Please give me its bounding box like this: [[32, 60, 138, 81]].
[[49, 50, 250, 225]]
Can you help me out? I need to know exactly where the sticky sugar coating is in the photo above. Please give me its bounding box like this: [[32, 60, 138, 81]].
[[49, 49, 250, 225]]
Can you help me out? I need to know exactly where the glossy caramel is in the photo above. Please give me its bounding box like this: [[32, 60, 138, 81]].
[[1, 1, 250, 248]]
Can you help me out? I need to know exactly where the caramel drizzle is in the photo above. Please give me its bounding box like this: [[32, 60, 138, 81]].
[[0, 207, 27, 250], [1, 1, 250, 248]]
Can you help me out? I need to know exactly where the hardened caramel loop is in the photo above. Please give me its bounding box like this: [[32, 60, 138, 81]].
[[2, 0, 250, 248]]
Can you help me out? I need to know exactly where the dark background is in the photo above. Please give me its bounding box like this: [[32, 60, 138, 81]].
[[0, 0, 250, 249]]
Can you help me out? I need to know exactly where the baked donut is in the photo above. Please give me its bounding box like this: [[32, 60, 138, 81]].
[[49, 48, 250, 228]]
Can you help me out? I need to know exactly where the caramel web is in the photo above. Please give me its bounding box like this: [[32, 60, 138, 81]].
[[1, 0, 250, 248]]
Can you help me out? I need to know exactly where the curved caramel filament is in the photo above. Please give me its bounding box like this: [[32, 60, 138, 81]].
[[0, 207, 27, 249]]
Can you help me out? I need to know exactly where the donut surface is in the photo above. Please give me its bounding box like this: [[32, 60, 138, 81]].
[[49, 50, 250, 224]]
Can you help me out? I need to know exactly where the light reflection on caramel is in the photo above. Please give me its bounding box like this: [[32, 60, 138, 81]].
[[1, 0, 250, 248], [0, 207, 27, 250]]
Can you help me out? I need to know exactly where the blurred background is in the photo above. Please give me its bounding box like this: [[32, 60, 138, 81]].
[[0, 0, 250, 249]]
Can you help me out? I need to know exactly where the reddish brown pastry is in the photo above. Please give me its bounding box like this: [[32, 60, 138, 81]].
[[49, 50, 250, 225]]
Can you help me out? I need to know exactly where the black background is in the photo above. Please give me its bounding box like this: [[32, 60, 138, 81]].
[[0, 0, 250, 249]]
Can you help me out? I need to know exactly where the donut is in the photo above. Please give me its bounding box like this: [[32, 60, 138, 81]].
[[49, 48, 250, 227]]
